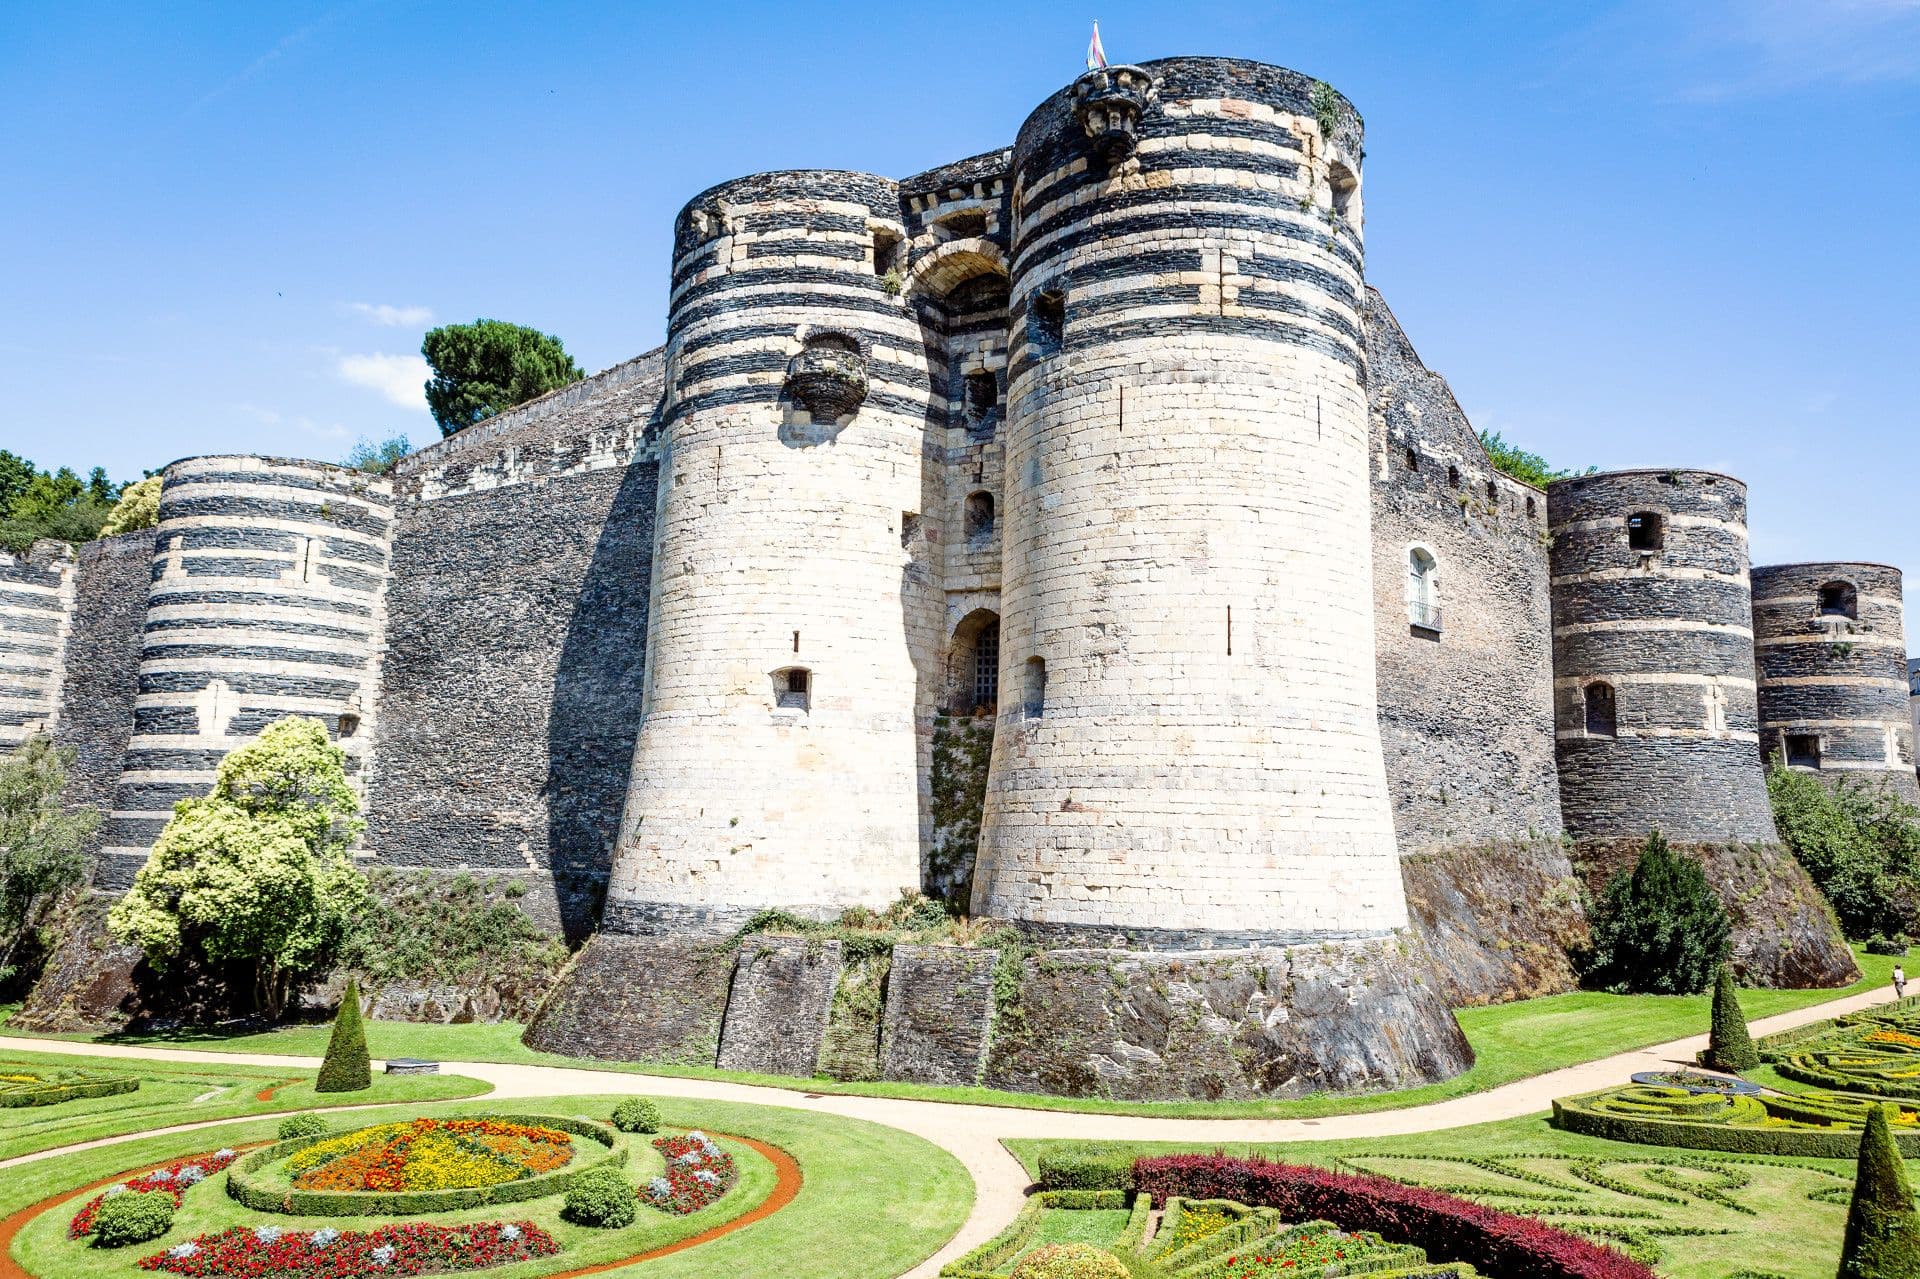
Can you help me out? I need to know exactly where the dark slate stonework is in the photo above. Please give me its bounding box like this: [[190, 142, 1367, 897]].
[[879, 945, 997, 1086], [53, 532, 151, 862], [1401, 841, 1586, 1006], [520, 934, 732, 1065], [715, 936, 842, 1076], [364, 457, 658, 940], [981, 937, 1472, 1101], [1364, 289, 1564, 851], [1572, 838, 1857, 988]]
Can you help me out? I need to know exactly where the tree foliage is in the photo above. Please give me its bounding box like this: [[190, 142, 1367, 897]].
[[317, 976, 371, 1092], [421, 320, 583, 437], [99, 474, 162, 537], [1581, 831, 1731, 994], [0, 736, 96, 986], [1839, 1103, 1920, 1278], [108, 717, 369, 1017], [1476, 430, 1594, 490], [344, 435, 411, 476], [1769, 757, 1920, 941], [0, 451, 127, 554], [1704, 963, 1759, 1072]]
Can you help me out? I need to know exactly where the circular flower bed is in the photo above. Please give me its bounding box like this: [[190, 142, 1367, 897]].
[[1554, 1083, 1920, 1157], [70, 1151, 240, 1239], [227, 1113, 623, 1216], [135, 1220, 559, 1276], [1628, 1070, 1761, 1096]]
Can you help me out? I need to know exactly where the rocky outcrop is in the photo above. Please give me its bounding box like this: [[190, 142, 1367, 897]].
[[1401, 841, 1587, 1006]]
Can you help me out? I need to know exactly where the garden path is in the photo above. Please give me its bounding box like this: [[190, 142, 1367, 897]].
[[0, 979, 1901, 1279]]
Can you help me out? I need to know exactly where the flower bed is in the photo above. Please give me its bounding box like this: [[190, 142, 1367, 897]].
[[227, 1113, 622, 1216], [0, 1065, 140, 1109], [640, 1132, 737, 1215], [1180, 1221, 1405, 1279], [1553, 1083, 1920, 1157], [70, 1151, 240, 1239], [1131, 1155, 1657, 1279], [288, 1119, 573, 1192], [135, 1220, 558, 1276]]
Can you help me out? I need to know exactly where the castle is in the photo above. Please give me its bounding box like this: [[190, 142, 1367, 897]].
[[4, 56, 1907, 1099]]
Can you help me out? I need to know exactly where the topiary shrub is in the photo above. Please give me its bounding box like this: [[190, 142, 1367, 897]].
[[563, 1165, 636, 1228], [277, 1112, 330, 1140], [1007, 1243, 1130, 1279], [316, 976, 371, 1093], [1703, 964, 1759, 1072], [90, 1190, 174, 1247], [610, 1097, 660, 1134], [1839, 1103, 1920, 1278], [1036, 1148, 1135, 1191], [1581, 832, 1729, 994]]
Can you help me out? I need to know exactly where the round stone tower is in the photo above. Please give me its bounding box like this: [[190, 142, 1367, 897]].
[[97, 455, 393, 886], [1752, 562, 1919, 800], [1546, 469, 1777, 842], [970, 57, 1406, 947], [602, 170, 936, 936]]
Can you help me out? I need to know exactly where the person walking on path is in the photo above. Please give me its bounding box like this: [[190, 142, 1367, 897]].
[[1895, 963, 1908, 999]]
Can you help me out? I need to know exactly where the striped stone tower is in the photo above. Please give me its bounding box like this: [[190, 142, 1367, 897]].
[[1546, 470, 1778, 842], [1752, 562, 1919, 800], [96, 456, 393, 886], [601, 170, 938, 935], [970, 57, 1407, 946], [0, 541, 77, 748]]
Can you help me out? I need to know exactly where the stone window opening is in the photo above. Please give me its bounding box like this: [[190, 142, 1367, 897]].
[[900, 511, 921, 549], [946, 609, 1001, 715], [1526, 495, 1537, 518], [1485, 479, 1498, 504], [1023, 656, 1047, 720], [935, 208, 988, 240], [872, 228, 902, 276], [1584, 681, 1617, 738], [774, 667, 811, 712], [1404, 447, 1418, 472], [1029, 288, 1065, 356], [974, 621, 1000, 710], [1447, 465, 1460, 489], [1819, 580, 1859, 620], [1328, 161, 1358, 218], [964, 490, 996, 543], [1406, 546, 1441, 634], [338, 710, 360, 739], [964, 370, 999, 434], [1786, 732, 1822, 770], [1626, 511, 1665, 553]]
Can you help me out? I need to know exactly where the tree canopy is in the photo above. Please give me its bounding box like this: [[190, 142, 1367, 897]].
[[1476, 430, 1593, 490], [421, 320, 583, 437], [0, 451, 129, 554], [1581, 831, 1731, 994], [0, 737, 95, 987], [108, 716, 369, 1017], [344, 434, 411, 476], [99, 474, 162, 537]]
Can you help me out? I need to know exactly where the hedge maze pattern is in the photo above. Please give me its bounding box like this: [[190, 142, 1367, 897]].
[[0, 1066, 139, 1108]]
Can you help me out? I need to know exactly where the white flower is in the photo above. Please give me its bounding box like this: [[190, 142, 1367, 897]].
[[103, 1184, 128, 1198], [148, 1168, 174, 1182], [371, 1243, 396, 1266], [254, 1225, 283, 1244], [176, 1165, 205, 1185], [214, 1149, 235, 1160], [311, 1227, 340, 1247], [684, 1131, 707, 1143], [168, 1243, 200, 1259], [694, 1170, 718, 1185], [500, 1224, 521, 1242]]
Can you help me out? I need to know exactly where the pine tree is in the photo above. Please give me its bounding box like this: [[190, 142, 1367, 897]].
[[1704, 963, 1759, 1072], [1838, 1104, 1920, 1278], [1582, 831, 1731, 994], [316, 977, 371, 1093]]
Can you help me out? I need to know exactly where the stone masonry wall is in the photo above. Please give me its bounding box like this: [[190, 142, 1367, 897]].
[[879, 944, 997, 1086], [52, 532, 152, 859], [0, 540, 75, 750], [715, 935, 842, 1076]]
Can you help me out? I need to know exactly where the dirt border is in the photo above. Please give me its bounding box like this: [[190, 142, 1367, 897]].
[[0, 1131, 802, 1278]]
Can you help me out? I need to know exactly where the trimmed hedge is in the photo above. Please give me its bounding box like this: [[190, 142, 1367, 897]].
[[1553, 1088, 1920, 1158], [1131, 1154, 1657, 1279], [226, 1113, 624, 1216], [939, 1190, 1133, 1278], [611, 1097, 660, 1134], [1035, 1149, 1135, 1191], [0, 1069, 139, 1109]]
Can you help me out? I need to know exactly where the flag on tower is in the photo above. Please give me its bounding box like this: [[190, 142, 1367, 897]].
[[1086, 20, 1108, 70]]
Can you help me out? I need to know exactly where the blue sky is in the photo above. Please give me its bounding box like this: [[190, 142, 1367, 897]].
[[2, 1, 1916, 586]]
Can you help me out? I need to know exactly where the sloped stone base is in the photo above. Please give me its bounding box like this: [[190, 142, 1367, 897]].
[[715, 936, 840, 1076], [521, 933, 732, 1065], [1401, 840, 1587, 1007]]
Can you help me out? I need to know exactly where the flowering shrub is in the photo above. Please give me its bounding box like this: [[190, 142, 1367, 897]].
[[288, 1118, 573, 1192], [70, 1151, 239, 1238], [639, 1132, 736, 1215], [136, 1220, 557, 1276], [1131, 1155, 1659, 1279]]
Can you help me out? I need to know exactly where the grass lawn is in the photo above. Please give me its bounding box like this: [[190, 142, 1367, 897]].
[[3, 946, 1892, 1122], [1007, 1115, 1863, 1279], [0, 1046, 487, 1160], [4, 1094, 971, 1279]]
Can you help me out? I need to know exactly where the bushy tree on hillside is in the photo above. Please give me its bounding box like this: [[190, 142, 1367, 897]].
[[0, 451, 126, 553], [99, 474, 162, 537], [1581, 831, 1730, 994], [1476, 430, 1595, 489], [1838, 1103, 1920, 1278], [1770, 757, 1920, 941], [0, 737, 95, 987], [108, 717, 368, 1018], [1703, 964, 1759, 1072], [422, 320, 583, 437], [344, 435, 411, 476]]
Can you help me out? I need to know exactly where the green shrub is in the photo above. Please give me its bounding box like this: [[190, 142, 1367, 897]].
[[1867, 934, 1911, 956], [562, 1165, 636, 1228], [1008, 1243, 1130, 1279], [610, 1097, 660, 1134], [1037, 1148, 1134, 1191], [277, 1113, 330, 1140], [91, 1190, 174, 1247], [1770, 758, 1920, 940], [1703, 964, 1759, 1072], [1840, 1103, 1920, 1278], [1581, 832, 1729, 994], [316, 977, 371, 1093]]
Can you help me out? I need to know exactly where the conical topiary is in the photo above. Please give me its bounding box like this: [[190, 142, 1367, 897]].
[[1704, 964, 1759, 1072], [1838, 1103, 1920, 1279], [316, 977, 372, 1093]]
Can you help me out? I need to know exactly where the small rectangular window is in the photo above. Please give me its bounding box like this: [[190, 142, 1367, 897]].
[[1028, 289, 1064, 357], [1786, 733, 1822, 769], [776, 668, 810, 712], [1627, 512, 1665, 553]]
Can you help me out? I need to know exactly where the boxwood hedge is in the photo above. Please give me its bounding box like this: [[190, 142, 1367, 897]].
[[0, 1068, 139, 1109]]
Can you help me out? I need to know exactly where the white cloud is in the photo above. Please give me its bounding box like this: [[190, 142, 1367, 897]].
[[344, 302, 434, 328], [336, 353, 430, 411]]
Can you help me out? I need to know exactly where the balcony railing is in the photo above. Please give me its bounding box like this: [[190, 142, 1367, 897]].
[[1407, 601, 1443, 632]]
